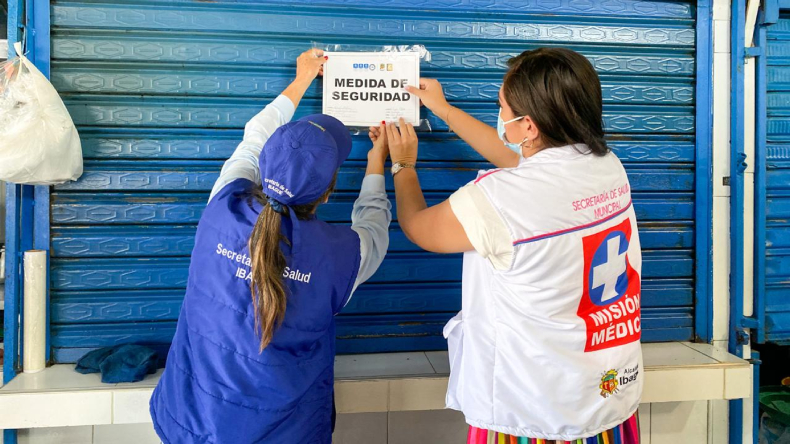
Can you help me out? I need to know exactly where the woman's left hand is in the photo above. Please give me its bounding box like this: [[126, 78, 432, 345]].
[[387, 118, 418, 165]]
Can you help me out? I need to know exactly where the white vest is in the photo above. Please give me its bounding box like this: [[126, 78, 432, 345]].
[[444, 145, 643, 440]]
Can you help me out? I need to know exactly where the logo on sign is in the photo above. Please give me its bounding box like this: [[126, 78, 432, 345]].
[[577, 218, 641, 352], [352, 63, 377, 71]]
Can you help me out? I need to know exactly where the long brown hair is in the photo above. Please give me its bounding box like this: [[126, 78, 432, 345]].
[[248, 177, 336, 351], [502, 47, 609, 156]]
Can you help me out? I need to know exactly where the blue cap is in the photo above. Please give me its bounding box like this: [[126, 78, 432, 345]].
[[259, 114, 352, 206]]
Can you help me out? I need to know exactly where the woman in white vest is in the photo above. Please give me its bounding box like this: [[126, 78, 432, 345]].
[[377, 48, 643, 443]]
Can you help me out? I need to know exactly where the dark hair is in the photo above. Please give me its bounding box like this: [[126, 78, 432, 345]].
[[503, 47, 609, 156], [247, 176, 336, 351]]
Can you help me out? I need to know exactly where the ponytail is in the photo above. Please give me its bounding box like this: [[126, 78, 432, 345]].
[[249, 202, 288, 351], [248, 176, 337, 351]]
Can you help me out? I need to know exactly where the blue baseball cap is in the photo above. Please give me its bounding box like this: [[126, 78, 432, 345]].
[[259, 114, 352, 206]]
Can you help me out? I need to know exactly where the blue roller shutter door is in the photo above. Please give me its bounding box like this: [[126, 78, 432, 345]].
[[48, 0, 698, 361]]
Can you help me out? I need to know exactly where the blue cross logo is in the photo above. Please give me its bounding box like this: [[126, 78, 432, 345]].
[[588, 231, 629, 306]]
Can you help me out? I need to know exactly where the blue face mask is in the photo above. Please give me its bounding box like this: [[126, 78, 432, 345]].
[[497, 108, 526, 156]]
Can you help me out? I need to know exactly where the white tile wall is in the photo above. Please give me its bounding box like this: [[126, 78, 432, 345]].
[[639, 404, 651, 444], [644, 368, 725, 403], [714, 19, 731, 54], [709, 399, 729, 444], [713, 0, 730, 21], [711, 0, 732, 383], [335, 379, 389, 414], [725, 366, 753, 400], [7, 392, 112, 429], [388, 378, 447, 411], [744, 172, 755, 318], [112, 389, 153, 425], [745, 0, 761, 47], [713, 52, 731, 199], [713, 196, 730, 342], [651, 401, 709, 444], [745, 58, 756, 174]]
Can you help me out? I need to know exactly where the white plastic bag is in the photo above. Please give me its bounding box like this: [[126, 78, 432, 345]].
[[0, 42, 82, 185]]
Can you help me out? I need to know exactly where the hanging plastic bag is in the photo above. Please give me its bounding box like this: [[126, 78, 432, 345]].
[[0, 42, 82, 185]]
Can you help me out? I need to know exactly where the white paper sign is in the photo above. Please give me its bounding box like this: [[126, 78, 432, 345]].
[[322, 51, 420, 127]]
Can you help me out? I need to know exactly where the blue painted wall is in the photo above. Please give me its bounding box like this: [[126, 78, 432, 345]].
[[46, 0, 700, 361]]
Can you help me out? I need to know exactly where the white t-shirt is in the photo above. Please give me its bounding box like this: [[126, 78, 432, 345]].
[[449, 182, 512, 270]]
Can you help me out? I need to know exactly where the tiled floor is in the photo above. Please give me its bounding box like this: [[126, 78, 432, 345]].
[[425, 351, 451, 374]]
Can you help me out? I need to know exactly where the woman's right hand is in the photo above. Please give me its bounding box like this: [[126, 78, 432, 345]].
[[405, 78, 452, 120], [283, 49, 327, 108], [388, 118, 418, 165], [294, 48, 327, 84]]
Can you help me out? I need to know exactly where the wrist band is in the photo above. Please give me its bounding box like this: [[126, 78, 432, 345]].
[[445, 106, 456, 131]]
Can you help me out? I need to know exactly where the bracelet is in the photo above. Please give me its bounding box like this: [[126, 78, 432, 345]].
[[391, 162, 416, 176], [445, 106, 455, 128]]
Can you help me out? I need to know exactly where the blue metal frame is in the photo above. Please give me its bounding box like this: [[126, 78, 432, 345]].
[[729, 2, 778, 442], [752, 1, 779, 441], [4, 0, 51, 441], [695, 0, 715, 344], [729, 1, 747, 443], [4, 0, 23, 386], [4, 5, 22, 444], [29, 0, 51, 362], [730, 0, 747, 360]]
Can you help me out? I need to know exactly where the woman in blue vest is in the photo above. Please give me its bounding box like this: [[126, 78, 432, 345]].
[[150, 49, 393, 443]]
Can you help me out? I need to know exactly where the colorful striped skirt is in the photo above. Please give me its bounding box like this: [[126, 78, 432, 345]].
[[467, 411, 640, 444]]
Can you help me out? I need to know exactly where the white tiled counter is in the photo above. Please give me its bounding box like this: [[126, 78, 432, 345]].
[[0, 342, 751, 443]]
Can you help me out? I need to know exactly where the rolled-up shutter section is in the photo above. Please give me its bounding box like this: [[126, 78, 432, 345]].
[[49, 0, 698, 361], [763, 12, 790, 344]]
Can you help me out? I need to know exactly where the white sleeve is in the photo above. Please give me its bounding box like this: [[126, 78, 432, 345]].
[[349, 174, 392, 297], [449, 183, 513, 271], [208, 95, 296, 202]]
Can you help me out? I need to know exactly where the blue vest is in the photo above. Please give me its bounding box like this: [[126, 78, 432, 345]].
[[150, 179, 360, 443]]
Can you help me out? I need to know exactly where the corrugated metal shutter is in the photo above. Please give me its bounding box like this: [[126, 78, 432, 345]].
[[764, 12, 790, 344], [48, 0, 699, 361]]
